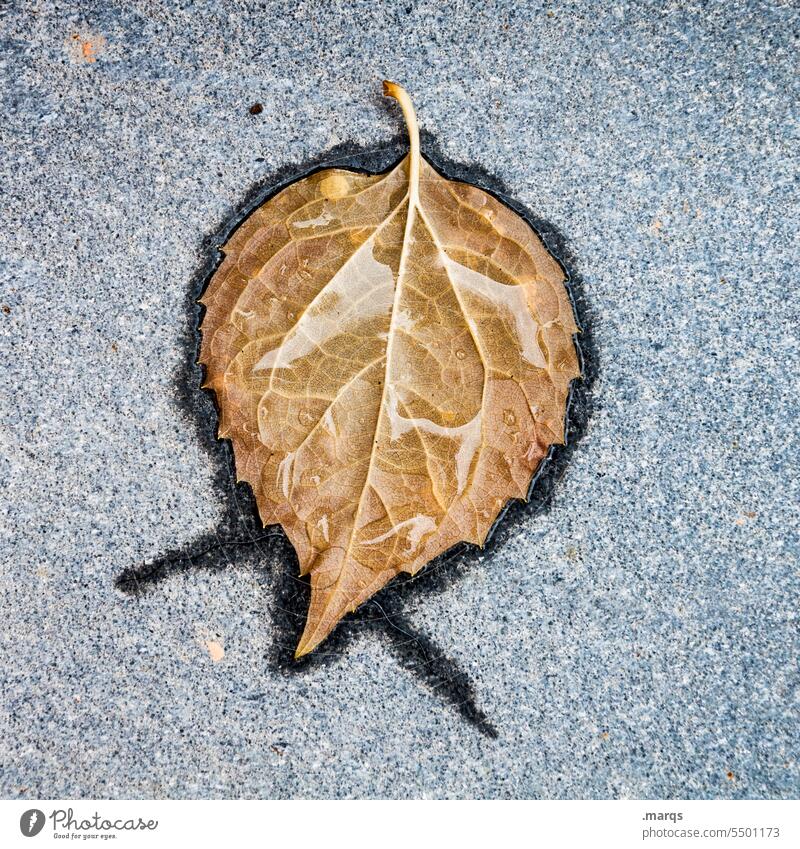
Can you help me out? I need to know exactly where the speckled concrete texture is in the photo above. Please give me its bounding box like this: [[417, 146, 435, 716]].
[[1, 0, 798, 799]]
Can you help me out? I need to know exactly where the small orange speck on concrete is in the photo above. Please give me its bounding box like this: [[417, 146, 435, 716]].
[[66, 32, 107, 64], [204, 640, 225, 662]]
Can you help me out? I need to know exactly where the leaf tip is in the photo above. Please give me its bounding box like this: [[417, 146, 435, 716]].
[[294, 621, 332, 658], [293, 642, 311, 660], [294, 620, 328, 659]]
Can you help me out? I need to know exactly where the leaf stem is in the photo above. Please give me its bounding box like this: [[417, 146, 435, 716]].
[[383, 80, 420, 207]]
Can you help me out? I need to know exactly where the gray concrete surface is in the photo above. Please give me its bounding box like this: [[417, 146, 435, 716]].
[[1, 0, 798, 799]]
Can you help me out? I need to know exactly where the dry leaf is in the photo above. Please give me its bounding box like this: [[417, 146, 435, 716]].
[[199, 82, 580, 656]]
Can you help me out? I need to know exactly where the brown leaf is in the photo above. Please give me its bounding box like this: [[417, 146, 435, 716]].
[[199, 82, 580, 657]]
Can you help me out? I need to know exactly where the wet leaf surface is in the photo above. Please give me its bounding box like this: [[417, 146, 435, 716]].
[[199, 82, 580, 655]]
